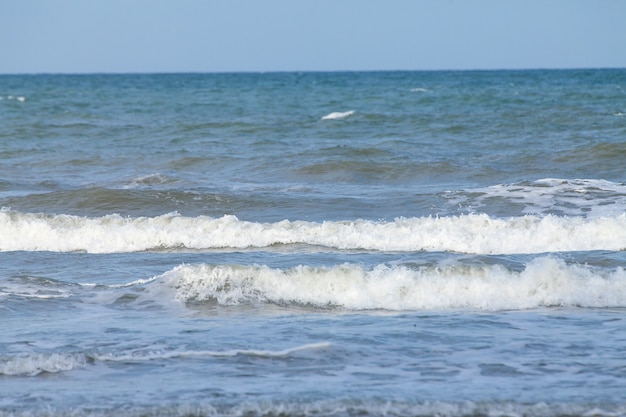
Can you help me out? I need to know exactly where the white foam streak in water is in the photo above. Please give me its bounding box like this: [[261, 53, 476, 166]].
[[448, 178, 626, 218], [321, 110, 355, 120], [2, 210, 625, 254], [158, 258, 626, 311], [94, 342, 331, 362], [0, 343, 330, 376]]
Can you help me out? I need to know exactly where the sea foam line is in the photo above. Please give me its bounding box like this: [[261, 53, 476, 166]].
[[0, 343, 331, 376], [1, 210, 625, 254]]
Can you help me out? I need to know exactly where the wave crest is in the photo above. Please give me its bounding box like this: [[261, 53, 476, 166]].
[[2, 210, 625, 254], [157, 258, 626, 311]]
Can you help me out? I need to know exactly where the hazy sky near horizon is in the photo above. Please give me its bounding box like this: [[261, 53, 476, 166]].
[[1, 0, 625, 74]]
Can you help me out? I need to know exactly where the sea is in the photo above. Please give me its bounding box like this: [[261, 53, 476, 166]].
[[1, 69, 625, 416]]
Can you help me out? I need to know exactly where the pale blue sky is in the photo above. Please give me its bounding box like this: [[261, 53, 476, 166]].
[[1, 0, 625, 74]]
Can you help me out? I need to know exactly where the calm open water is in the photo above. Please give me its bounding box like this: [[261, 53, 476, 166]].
[[1, 70, 626, 416]]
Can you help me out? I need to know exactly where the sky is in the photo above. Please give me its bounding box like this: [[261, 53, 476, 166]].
[[1, 0, 625, 74]]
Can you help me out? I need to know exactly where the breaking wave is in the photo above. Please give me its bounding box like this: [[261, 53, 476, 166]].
[[2, 209, 625, 254], [152, 257, 626, 311]]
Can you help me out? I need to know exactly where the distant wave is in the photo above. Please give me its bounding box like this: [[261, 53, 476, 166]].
[[321, 110, 355, 120], [153, 257, 626, 311], [1, 209, 625, 254], [0, 95, 26, 102]]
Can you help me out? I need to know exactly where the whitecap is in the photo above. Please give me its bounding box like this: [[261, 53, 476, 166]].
[[321, 110, 355, 120], [2, 210, 626, 254]]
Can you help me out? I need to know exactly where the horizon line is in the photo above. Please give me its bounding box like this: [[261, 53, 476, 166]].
[[1, 66, 625, 77]]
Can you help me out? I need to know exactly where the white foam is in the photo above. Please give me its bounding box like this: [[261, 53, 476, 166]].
[[1, 209, 625, 254], [76, 276, 160, 290], [0, 353, 86, 376], [0, 342, 330, 376], [157, 258, 626, 311], [446, 178, 626, 218], [410, 87, 429, 92], [0, 400, 620, 417], [2, 95, 26, 102], [321, 110, 355, 120]]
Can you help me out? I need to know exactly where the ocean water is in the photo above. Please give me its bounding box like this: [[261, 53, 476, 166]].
[[1, 69, 626, 416]]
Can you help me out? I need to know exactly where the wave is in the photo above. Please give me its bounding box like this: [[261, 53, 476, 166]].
[[2, 209, 625, 254], [153, 258, 626, 311], [321, 110, 355, 120], [0, 343, 330, 377]]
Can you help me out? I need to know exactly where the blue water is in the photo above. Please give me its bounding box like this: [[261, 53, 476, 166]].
[[1, 70, 626, 416]]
